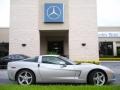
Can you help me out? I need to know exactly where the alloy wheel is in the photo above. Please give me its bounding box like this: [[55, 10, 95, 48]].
[[93, 72, 106, 86], [17, 71, 33, 85]]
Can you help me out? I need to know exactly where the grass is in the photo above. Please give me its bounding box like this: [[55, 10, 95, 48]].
[[100, 56, 120, 61], [0, 84, 120, 90], [100, 57, 120, 61]]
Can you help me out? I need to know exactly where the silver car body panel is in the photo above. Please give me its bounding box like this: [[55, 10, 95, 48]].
[[7, 55, 115, 84]]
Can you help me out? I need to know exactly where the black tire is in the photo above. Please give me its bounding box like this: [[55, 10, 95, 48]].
[[87, 70, 107, 86], [16, 69, 35, 85]]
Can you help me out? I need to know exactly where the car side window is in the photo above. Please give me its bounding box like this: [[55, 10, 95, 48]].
[[42, 56, 65, 65], [42, 56, 72, 65]]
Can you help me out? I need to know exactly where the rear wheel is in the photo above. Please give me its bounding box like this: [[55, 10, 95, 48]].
[[88, 70, 107, 86], [16, 70, 35, 85]]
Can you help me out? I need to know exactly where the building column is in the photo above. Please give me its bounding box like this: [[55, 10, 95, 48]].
[[113, 41, 117, 56], [69, 0, 99, 61], [10, 0, 40, 57]]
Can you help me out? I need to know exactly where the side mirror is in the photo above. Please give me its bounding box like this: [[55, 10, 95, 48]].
[[59, 62, 66, 67]]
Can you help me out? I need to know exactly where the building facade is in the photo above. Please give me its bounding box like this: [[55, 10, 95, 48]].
[[98, 27, 120, 57], [0, 28, 9, 43], [9, 0, 99, 61], [0, 28, 9, 57]]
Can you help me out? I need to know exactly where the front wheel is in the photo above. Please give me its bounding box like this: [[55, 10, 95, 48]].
[[16, 70, 35, 85], [88, 70, 107, 86]]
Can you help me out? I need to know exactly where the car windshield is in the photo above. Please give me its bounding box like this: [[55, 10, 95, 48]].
[[59, 56, 76, 65]]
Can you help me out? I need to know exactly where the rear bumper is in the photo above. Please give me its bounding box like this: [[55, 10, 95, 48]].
[[7, 69, 16, 81]]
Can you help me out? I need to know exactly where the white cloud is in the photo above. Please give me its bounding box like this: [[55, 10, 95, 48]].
[[97, 0, 120, 26], [0, 0, 10, 27]]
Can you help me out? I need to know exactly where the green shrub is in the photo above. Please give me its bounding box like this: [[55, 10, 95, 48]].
[[100, 58, 120, 61], [75, 60, 100, 65]]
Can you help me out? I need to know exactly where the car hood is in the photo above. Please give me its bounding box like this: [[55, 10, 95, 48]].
[[74, 63, 113, 72]]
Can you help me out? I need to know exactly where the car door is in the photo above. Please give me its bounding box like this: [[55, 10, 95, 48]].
[[39, 56, 76, 83]]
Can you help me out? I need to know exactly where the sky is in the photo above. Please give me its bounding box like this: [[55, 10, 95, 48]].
[[0, 0, 120, 27], [97, 0, 120, 26], [0, 0, 10, 27]]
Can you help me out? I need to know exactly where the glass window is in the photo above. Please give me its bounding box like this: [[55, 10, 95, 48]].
[[23, 56, 38, 62], [99, 42, 113, 56], [59, 56, 75, 65], [42, 56, 72, 65]]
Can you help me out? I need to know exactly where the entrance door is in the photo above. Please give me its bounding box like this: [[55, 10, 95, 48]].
[[47, 41, 64, 55], [117, 47, 120, 56]]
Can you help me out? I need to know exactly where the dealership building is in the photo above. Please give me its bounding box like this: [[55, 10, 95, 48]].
[[0, 0, 120, 61], [98, 27, 120, 57]]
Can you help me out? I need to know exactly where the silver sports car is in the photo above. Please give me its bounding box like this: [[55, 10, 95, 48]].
[[7, 55, 115, 85]]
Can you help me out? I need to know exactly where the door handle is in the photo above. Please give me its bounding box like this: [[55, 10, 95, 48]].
[[38, 64, 40, 67], [60, 64, 67, 68]]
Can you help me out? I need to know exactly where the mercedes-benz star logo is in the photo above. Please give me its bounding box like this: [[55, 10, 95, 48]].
[[47, 6, 61, 20]]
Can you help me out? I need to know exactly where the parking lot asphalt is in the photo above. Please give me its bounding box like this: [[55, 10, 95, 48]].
[[0, 70, 11, 84], [0, 62, 120, 84], [101, 62, 120, 85]]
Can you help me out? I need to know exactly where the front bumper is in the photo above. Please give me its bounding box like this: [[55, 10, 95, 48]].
[[107, 72, 116, 83]]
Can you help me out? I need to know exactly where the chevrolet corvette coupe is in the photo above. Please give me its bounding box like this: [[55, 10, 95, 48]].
[[7, 55, 115, 85]]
